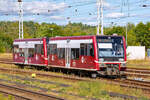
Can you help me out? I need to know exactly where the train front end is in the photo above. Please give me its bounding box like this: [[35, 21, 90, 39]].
[[96, 35, 126, 76]]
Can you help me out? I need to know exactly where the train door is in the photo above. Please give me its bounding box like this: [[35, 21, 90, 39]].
[[65, 41, 71, 68], [24, 48, 28, 64]]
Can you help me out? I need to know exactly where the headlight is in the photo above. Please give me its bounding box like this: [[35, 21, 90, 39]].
[[119, 58, 124, 62], [99, 63, 106, 67], [99, 58, 104, 62], [121, 63, 126, 67]]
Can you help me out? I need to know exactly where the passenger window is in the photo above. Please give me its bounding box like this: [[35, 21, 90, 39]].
[[47, 45, 50, 55], [29, 48, 34, 57], [80, 44, 87, 56], [80, 43, 94, 56], [19, 48, 24, 57], [71, 48, 79, 59], [80, 44, 84, 55], [49, 44, 57, 55], [57, 48, 65, 59], [87, 44, 94, 57], [13, 45, 19, 53], [35, 44, 43, 55]]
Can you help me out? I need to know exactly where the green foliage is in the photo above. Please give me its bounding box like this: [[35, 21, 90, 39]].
[[0, 21, 150, 53], [134, 22, 150, 49], [105, 26, 125, 36]]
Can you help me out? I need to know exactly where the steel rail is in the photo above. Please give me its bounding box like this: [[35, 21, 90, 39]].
[[0, 82, 65, 100], [1, 59, 150, 93]]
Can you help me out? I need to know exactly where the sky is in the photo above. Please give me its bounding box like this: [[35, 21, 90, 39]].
[[0, 0, 150, 26]]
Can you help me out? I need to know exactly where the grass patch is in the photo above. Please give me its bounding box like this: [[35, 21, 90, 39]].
[[58, 81, 149, 99], [0, 72, 149, 100], [0, 53, 12, 59], [0, 94, 14, 100], [127, 59, 150, 68]]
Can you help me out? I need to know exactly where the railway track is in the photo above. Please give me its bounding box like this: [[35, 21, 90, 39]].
[[0, 59, 150, 94], [1, 58, 150, 78], [0, 66, 150, 94], [0, 82, 64, 100], [126, 68, 150, 78], [0, 73, 141, 100]]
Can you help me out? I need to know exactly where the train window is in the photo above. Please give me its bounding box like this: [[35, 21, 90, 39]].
[[80, 44, 85, 55], [35, 44, 43, 55], [19, 48, 24, 57], [13, 45, 19, 53], [47, 45, 50, 55], [80, 44, 87, 56], [80, 43, 94, 56], [41, 46, 44, 55], [57, 48, 65, 59], [28, 48, 34, 57], [71, 48, 79, 59], [87, 44, 94, 57], [49, 44, 57, 55]]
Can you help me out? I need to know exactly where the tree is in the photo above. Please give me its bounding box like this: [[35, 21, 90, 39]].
[[134, 22, 150, 49], [105, 26, 125, 36]]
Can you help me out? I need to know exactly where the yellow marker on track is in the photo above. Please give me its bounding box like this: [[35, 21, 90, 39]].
[[31, 73, 36, 78]]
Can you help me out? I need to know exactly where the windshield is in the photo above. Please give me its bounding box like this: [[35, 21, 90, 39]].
[[97, 36, 124, 58]]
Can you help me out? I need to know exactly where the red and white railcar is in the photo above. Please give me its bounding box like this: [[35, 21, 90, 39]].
[[13, 38, 48, 66], [13, 35, 126, 77]]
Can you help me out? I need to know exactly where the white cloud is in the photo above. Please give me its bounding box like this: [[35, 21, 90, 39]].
[[75, 16, 97, 21], [106, 12, 125, 18], [83, 22, 97, 26], [50, 16, 65, 20], [0, 0, 68, 16]]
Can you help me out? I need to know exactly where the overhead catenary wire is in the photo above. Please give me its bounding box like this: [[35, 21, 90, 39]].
[[0, 0, 150, 28]]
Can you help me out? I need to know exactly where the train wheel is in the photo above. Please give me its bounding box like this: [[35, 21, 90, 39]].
[[78, 71, 84, 77], [120, 75, 127, 79], [17, 64, 24, 69]]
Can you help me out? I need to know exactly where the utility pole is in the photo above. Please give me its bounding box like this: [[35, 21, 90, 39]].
[[18, 0, 24, 39], [97, 0, 103, 35], [97, 0, 100, 35], [100, 0, 104, 35]]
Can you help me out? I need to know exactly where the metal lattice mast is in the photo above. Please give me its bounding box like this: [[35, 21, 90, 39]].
[[97, 0, 104, 35], [100, 0, 104, 35], [97, 0, 100, 35], [18, 0, 24, 39]]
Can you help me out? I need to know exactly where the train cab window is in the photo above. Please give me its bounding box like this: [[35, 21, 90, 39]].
[[57, 48, 65, 59], [71, 48, 79, 59], [49, 44, 57, 55], [29, 48, 34, 57], [13, 45, 19, 53]]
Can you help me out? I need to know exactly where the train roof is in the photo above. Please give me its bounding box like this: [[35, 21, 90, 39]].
[[50, 35, 123, 40], [14, 38, 43, 42], [14, 35, 123, 42]]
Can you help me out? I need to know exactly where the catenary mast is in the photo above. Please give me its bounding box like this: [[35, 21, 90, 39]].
[[18, 0, 24, 39]]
